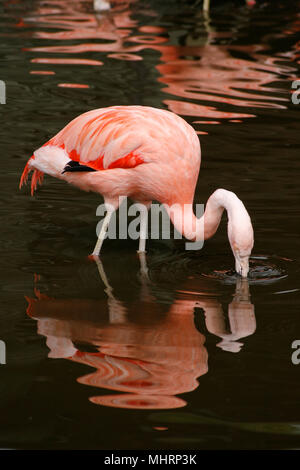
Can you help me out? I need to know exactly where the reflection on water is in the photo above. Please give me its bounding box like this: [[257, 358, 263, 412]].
[[1, 0, 300, 450], [17, 0, 298, 126], [25, 257, 255, 409]]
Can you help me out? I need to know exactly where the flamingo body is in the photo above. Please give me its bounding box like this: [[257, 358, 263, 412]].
[[20, 106, 200, 205], [20, 105, 254, 276]]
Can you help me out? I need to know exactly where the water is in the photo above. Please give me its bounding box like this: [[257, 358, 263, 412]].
[[0, 0, 300, 450]]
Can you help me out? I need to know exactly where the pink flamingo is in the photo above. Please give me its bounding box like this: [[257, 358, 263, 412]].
[[19, 106, 254, 276]]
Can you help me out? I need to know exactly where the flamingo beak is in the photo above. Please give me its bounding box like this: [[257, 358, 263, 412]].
[[235, 255, 250, 278]]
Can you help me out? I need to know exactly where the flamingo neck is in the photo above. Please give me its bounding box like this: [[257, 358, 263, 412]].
[[164, 189, 233, 241], [164, 189, 254, 275]]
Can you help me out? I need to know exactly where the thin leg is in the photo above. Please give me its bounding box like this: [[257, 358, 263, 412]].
[[203, 0, 210, 11], [137, 251, 153, 301], [93, 256, 114, 299], [92, 206, 115, 256], [137, 202, 151, 253], [93, 255, 128, 324], [138, 251, 149, 278], [136, 202, 151, 292]]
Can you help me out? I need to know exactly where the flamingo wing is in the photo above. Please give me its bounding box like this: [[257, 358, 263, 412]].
[[45, 107, 151, 171], [20, 106, 200, 195]]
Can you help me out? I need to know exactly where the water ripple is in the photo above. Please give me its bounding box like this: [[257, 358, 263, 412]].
[[13, 0, 299, 128]]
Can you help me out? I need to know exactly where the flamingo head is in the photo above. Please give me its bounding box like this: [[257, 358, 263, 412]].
[[228, 218, 254, 278], [233, 251, 251, 278], [206, 189, 254, 278]]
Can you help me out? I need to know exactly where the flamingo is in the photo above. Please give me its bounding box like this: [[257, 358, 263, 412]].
[[19, 105, 254, 276], [25, 258, 255, 408]]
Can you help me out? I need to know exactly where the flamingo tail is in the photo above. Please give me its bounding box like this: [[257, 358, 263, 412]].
[[19, 156, 44, 196]]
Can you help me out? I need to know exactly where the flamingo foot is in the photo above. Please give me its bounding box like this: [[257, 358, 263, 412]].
[[87, 254, 101, 262]]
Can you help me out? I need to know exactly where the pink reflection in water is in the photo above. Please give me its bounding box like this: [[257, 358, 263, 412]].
[[58, 83, 90, 88], [25, 261, 256, 410], [156, 43, 291, 122], [90, 394, 185, 409], [164, 100, 255, 119], [31, 57, 103, 66], [30, 70, 55, 75], [23, 1, 297, 125], [27, 294, 208, 409], [108, 52, 142, 60]]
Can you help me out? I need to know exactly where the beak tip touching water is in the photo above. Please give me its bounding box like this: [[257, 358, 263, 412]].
[[235, 256, 250, 278]]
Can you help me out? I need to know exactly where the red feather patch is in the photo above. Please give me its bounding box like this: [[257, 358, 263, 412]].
[[67, 149, 144, 171]]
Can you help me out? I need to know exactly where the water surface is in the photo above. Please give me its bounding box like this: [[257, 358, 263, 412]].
[[0, 0, 300, 450]]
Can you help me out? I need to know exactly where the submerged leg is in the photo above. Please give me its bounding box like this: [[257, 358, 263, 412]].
[[136, 202, 152, 295], [93, 255, 114, 299], [138, 251, 149, 279], [93, 255, 128, 324], [203, 0, 210, 11], [92, 207, 114, 256], [137, 201, 151, 254], [137, 251, 153, 301], [92, 197, 124, 256]]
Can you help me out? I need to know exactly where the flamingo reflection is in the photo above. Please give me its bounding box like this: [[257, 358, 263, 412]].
[[25, 257, 256, 409]]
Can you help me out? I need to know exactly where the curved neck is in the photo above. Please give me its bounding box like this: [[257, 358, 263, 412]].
[[165, 189, 241, 241], [164, 189, 254, 275]]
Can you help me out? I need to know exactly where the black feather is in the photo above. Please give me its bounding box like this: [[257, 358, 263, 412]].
[[62, 161, 96, 174]]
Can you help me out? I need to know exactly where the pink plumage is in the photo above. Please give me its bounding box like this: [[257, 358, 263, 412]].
[[19, 105, 254, 277]]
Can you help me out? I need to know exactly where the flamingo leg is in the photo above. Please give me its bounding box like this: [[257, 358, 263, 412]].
[[138, 251, 149, 278], [203, 0, 210, 11], [93, 255, 114, 298], [92, 205, 115, 256], [137, 251, 154, 301], [137, 202, 151, 253], [93, 256, 128, 324], [137, 203, 152, 290]]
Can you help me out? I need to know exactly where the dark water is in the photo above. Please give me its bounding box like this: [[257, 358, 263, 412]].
[[1, 0, 300, 450]]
